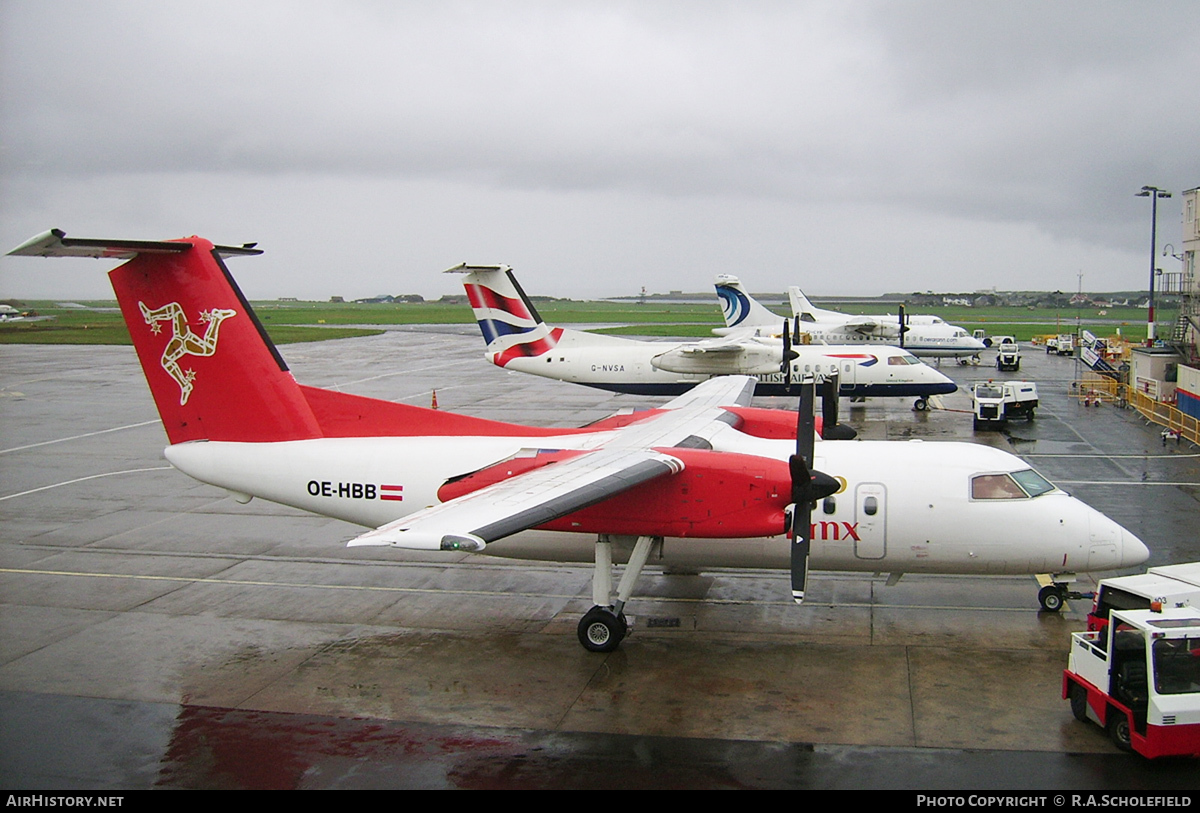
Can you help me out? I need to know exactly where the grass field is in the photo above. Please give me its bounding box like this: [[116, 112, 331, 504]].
[[0, 298, 1172, 345]]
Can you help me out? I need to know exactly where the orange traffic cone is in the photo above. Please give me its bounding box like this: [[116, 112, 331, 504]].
[[431, 389, 438, 410]]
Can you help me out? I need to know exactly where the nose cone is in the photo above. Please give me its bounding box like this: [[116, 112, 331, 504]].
[[1121, 527, 1150, 568], [922, 363, 958, 393], [966, 337, 987, 352], [1087, 508, 1150, 570]]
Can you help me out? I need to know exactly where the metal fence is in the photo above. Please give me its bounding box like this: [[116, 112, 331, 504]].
[[1071, 373, 1200, 447]]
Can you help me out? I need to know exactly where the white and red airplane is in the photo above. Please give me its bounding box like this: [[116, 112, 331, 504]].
[[8, 230, 1149, 653], [451, 264, 958, 404], [715, 275, 986, 360]]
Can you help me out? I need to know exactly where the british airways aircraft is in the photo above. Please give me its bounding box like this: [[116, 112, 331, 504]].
[[451, 265, 958, 402], [715, 275, 986, 361], [7, 230, 1147, 652]]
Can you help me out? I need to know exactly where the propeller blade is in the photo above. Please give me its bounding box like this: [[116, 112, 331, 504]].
[[788, 449, 812, 602], [791, 509, 811, 603], [820, 371, 857, 440], [790, 376, 842, 603], [781, 319, 797, 391], [790, 377, 816, 601], [796, 376, 815, 466], [898, 304, 907, 349], [792, 314, 801, 345]]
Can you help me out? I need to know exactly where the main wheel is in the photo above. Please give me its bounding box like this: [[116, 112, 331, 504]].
[[1038, 585, 1065, 612], [1068, 683, 1089, 722], [914, 398, 928, 411], [577, 606, 628, 653], [1107, 711, 1133, 752]]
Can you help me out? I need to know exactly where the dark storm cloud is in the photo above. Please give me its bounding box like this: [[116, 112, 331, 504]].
[[1, 1, 1197, 299]]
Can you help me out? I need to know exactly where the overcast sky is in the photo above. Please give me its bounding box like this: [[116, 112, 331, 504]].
[[2, 1, 1197, 302]]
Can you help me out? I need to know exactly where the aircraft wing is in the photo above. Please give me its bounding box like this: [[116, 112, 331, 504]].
[[349, 375, 757, 551], [348, 446, 684, 551], [655, 372, 756, 411]]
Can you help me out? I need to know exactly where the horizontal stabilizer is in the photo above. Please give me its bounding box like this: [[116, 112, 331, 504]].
[[7, 229, 262, 260]]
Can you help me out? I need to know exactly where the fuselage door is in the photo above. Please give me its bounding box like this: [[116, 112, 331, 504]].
[[854, 482, 887, 559]]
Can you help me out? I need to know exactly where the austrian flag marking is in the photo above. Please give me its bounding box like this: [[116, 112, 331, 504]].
[[380, 484, 404, 502]]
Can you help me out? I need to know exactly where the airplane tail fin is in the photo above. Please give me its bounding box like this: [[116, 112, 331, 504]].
[[8, 230, 323, 445], [445, 264, 564, 367], [714, 274, 782, 330], [787, 287, 819, 322]]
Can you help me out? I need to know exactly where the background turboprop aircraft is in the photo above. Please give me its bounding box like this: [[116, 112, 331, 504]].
[[714, 275, 986, 360], [7, 230, 1148, 653], [450, 264, 958, 403]]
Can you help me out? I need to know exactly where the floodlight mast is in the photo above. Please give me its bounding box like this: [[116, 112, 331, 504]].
[[1137, 185, 1172, 344]]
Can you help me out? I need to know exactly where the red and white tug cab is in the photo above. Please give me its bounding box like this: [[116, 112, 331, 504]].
[[1063, 606, 1200, 758]]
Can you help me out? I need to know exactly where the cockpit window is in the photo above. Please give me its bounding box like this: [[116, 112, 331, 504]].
[[888, 353, 922, 366], [971, 469, 1057, 500], [971, 474, 1027, 499], [1011, 468, 1055, 498]]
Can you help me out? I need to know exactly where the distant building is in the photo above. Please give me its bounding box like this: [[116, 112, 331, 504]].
[[1177, 186, 1199, 360]]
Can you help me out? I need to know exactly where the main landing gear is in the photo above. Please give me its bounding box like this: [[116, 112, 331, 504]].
[[913, 397, 929, 411], [578, 534, 658, 652]]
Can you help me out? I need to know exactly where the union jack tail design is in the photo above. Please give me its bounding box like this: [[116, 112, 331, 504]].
[[448, 264, 563, 367]]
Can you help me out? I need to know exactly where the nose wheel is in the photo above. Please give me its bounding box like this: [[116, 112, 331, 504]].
[[1036, 577, 1093, 612], [1038, 584, 1066, 612], [914, 397, 929, 411]]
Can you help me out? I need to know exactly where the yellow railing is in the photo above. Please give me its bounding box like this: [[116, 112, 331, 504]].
[[1069, 374, 1121, 404], [1071, 374, 1200, 447]]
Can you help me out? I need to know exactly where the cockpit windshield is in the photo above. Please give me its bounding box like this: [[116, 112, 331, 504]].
[[1010, 468, 1055, 497], [971, 469, 1057, 500]]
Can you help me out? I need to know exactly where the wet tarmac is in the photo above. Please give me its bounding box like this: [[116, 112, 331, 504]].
[[1, 330, 1197, 789]]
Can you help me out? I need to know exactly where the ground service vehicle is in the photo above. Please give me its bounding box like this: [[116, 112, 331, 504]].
[[1063, 606, 1200, 758], [1047, 334, 1075, 356], [970, 381, 1038, 429], [994, 337, 1021, 372], [1087, 562, 1200, 632]]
